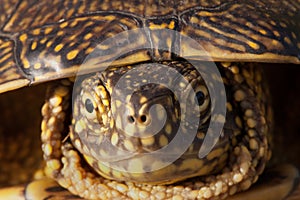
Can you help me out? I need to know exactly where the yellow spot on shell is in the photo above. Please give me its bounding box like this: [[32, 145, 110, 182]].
[[258, 29, 267, 35], [44, 27, 53, 34], [247, 41, 260, 50], [284, 37, 292, 45], [84, 33, 93, 40], [19, 34, 27, 42], [57, 30, 64, 36], [66, 49, 79, 60], [32, 29, 41, 35], [40, 38, 47, 44], [60, 22, 68, 28], [31, 41, 38, 50], [46, 40, 53, 47]]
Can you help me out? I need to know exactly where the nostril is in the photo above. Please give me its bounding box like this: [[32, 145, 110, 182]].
[[140, 115, 147, 123], [128, 116, 135, 123]]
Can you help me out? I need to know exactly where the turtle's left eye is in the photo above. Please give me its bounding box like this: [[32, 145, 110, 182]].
[[196, 91, 205, 106], [85, 98, 94, 113]]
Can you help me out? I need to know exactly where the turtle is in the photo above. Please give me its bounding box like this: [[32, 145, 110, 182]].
[[0, 0, 300, 199]]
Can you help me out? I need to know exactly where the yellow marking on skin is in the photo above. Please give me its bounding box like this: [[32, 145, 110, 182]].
[[159, 135, 168, 147], [235, 116, 242, 128], [230, 65, 239, 74], [22, 58, 30, 69], [226, 102, 233, 112], [179, 158, 203, 171], [207, 148, 224, 160], [165, 123, 172, 135], [66, 49, 79, 60], [46, 159, 61, 170], [32, 29, 41, 35], [124, 140, 134, 151], [75, 120, 86, 133], [43, 143, 53, 156], [112, 170, 124, 180], [98, 162, 111, 175], [19, 34, 27, 42], [247, 41, 260, 50], [44, 27, 53, 35], [31, 41, 38, 50], [168, 21, 175, 29], [60, 22, 69, 28], [247, 118, 257, 128], [54, 44, 64, 52], [111, 133, 119, 146], [233, 173, 243, 183], [33, 63, 42, 70], [141, 137, 155, 146], [234, 90, 245, 101], [197, 132, 205, 139], [284, 37, 292, 45], [249, 138, 258, 150], [128, 159, 143, 173], [221, 62, 231, 68], [139, 96, 147, 104]]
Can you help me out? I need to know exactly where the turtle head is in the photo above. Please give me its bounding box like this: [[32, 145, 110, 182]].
[[70, 61, 225, 184]]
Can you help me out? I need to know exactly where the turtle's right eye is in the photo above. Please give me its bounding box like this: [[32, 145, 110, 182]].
[[82, 94, 97, 120], [85, 98, 94, 113]]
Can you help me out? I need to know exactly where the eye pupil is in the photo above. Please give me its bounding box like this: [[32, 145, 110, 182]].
[[196, 91, 205, 105], [85, 98, 94, 113]]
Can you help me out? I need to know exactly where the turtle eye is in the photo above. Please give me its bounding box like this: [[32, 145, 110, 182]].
[[196, 91, 205, 106], [85, 98, 94, 113], [82, 94, 97, 119]]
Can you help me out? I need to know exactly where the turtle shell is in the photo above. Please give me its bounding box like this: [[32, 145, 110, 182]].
[[0, 0, 299, 93]]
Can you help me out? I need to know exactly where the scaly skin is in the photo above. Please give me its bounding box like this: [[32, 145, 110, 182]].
[[40, 61, 271, 199]]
